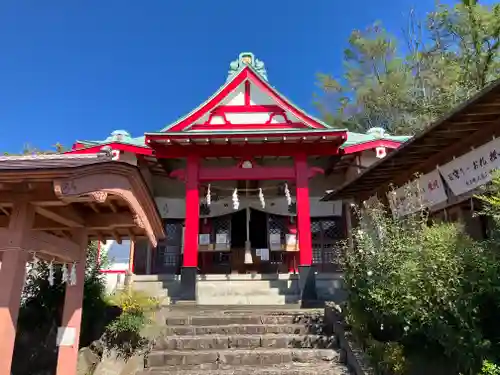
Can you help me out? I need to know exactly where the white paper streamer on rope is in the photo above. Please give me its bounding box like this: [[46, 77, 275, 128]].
[[31, 253, 40, 279], [259, 188, 265, 208], [61, 263, 69, 284], [48, 261, 55, 286], [206, 184, 211, 206], [70, 262, 77, 286], [232, 188, 240, 210], [284, 183, 292, 206]]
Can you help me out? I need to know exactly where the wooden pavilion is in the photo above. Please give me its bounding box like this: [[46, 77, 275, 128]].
[[0, 152, 164, 375]]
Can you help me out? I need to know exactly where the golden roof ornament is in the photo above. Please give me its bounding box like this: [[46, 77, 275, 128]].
[[227, 52, 268, 81]]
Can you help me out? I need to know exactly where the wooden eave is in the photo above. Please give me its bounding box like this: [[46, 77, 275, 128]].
[[146, 129, 346, 146], [322, 78, 500, 201], [0, 154, 164, 256]]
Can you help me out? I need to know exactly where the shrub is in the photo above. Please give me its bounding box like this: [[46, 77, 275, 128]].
[[345, 197, 496, 374], [103, 289, 160, 358], [479, 360, 500, 375]]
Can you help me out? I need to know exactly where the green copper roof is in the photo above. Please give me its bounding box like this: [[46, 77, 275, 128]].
[[341, 130, 411, 149], [76, 129, 410, 150], [77, 134, 148, 148]]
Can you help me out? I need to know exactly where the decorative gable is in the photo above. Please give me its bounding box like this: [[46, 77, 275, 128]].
[[164, 53, 329, 133]]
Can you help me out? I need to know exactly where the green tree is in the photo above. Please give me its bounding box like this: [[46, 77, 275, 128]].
[[317, 0, 500, 135], [3, 143, 68, 156]]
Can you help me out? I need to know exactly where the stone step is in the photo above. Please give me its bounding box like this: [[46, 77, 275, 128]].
[[146, 348, 339, 368], [154, 334, 336, 350], [138, 362, 349, 375], [197, 287, 300, 297], [196, 294, 300, 305], [165, 314, 323, 326], [162, 324, 323, 336]]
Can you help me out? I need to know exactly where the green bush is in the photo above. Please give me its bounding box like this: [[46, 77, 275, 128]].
[[103, 289, 160, 358], [479, 360, 500, 375], [344, 198, 500, 374]]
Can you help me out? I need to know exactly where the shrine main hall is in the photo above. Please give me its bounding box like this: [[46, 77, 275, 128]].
[[67, 52, 409, 304]]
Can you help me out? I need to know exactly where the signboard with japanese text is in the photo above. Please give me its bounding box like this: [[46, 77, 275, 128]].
[[387, 169, 448, 217], [438, 137, 500, 196]]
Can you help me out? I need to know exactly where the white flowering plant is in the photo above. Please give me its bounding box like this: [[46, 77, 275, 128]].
[[344, 187, 497, 374]]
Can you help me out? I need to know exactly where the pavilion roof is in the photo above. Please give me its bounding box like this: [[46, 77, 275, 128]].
[[0, 152, 165, 250], [322, 77, 500, 201]]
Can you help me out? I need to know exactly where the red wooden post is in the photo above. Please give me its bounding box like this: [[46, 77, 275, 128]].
[[294, 154, 312, 266], [181, 154, 199, 301], [294, 153, 317, 305]]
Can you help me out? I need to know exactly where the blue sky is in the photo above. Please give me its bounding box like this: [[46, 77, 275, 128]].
[[0, 0, 486, 153]]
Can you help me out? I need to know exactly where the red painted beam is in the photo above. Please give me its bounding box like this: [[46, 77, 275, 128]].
[[190, 123, 308, 131], [212, 105, 284, 114], [147, 130, 346, 141], [152, 142, 343, 158], [170, 165, 324, 182], [244, 81, 251, 106]]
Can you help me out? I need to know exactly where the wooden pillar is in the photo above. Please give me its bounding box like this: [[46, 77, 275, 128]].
[[0, 202, 34, 375], [294, 154, 317, 305], [181, 154, 199, 301], [55, 230, 88, 375], [128, 240, 136, 274]]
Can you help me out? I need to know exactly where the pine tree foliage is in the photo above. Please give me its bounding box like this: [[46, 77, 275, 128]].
[[316, 0, 500, 135]]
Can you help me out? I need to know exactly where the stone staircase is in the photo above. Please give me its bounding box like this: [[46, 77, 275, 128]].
[[132, 274, 346, 305], [132, 274, 301, 305], [138, 307, 350, 375]]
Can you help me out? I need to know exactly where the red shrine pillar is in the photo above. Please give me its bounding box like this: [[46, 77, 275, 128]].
[[181, 154, 200, 301], [294, 153, 317, 305]]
